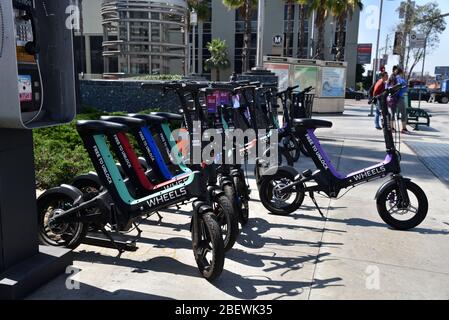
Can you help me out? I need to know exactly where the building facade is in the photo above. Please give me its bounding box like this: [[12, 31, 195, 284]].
[[76, 0, 360, 87]]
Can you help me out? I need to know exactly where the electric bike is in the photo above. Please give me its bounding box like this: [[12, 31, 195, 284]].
[[142, 81, 240, 248], [101, 114, 238, 252], [37, 120, 225, 281], [257, 85, 428, 230]]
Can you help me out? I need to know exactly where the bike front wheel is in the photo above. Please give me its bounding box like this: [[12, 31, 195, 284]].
[[234, 175, 250, 225], [213, 193, 239, 252], [377, 180, 428, 230], [192, 212, 225, 282]]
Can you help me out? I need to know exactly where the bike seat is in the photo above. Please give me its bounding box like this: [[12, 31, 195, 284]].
[[129, 114, 167, 125], [151, 112, 183, 122], [76, 120, 129, 135], [100, 116, 145, 129], [292, 119, 333, 129]]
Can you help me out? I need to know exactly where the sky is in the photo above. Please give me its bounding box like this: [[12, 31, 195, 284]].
[[358, 0, 449, 75]]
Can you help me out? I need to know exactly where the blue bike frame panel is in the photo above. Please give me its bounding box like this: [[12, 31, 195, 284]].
[[140, 126, 176, 180]]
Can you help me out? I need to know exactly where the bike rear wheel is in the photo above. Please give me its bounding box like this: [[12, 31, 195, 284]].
[[259, 169, 305, 215], [192, 212, 225, 281], [37, 192, 88, 249]]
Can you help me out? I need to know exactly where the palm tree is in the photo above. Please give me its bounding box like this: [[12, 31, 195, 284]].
[[223, 0, 258, 72], [306, 0, 332, 60], [205, 39, 231, 80], [297, 1, 308, 58], [282, 0, 301, 57], [330, 0, 363, 61], [187, 0, 211, 24]]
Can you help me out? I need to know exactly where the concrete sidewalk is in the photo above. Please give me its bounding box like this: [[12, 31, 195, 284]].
[[28, 101, 449, 300]]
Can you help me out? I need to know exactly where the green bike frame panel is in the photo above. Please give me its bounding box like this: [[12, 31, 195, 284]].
[[93, 135, 194, 205]]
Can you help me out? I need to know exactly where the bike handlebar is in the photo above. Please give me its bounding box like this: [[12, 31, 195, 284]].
[[374, 84, 405, 100], [276, 85, 300, 96]]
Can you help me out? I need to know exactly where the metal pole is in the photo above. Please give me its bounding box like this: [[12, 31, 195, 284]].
[[192, 24, 196, 74], [255, 0, 265, 68], [372, 0, 384, 88], [310, 10, 315, 58], [370, 0, 384, 117], [418, 37, 427, 109]]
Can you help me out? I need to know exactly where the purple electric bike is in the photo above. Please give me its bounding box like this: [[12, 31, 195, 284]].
[[258, 85, 428, 230]]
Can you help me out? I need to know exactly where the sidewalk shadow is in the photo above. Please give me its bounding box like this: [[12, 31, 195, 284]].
[[227, 250, 336, 276], [288, 213, 449, 236], [71, 249, 343, 300], [237, 218, 344, 249], [137, 236, 193, 251], [28, 279, 174, 300], [75, 250, 203, 279], [213, 270, 343, 300], [139, 218, 191, 233]]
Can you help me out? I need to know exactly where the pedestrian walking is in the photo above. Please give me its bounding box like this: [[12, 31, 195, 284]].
[[387, 66, 399, 131], [395, 67, 409, 134], [373, 71, 389, 130]]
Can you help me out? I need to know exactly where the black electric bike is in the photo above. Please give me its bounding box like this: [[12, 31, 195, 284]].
[[257, 85, 428, 230], [37, 120, 225, 281]]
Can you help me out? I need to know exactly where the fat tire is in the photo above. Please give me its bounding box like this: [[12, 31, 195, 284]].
[[213, 193, 239, 252], [377, 180, 428, 230], [37, 193, 88, 249], [259, 169, 305, 215], [192, 212, 225, 282]]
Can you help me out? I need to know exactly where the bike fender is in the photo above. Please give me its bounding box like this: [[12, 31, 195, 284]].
[[38, 184, 84, 206], [374, 177, 411, 200], [72, 172, 101, 187], [219, 175, 234, 187], [192, 200, 212, 215], [262, 165, 300, 179], [207, 185, 225, 198], [190, 200, 213, 233]]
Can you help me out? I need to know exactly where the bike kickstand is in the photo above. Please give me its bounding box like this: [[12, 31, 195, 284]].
[[99, 226, 125, 256], [156, 211, 163, 225], [309, 192, 327, 220], [133, 222, 143, 241]]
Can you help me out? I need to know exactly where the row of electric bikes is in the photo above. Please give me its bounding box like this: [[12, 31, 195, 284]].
[[37, 80, 429, 284], [37, 80, 272, 281]]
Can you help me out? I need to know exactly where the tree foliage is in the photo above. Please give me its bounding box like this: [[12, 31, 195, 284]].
[[205, 39, 231, 80], [223, 0, 258, 72], [329, 0, 363, 61], [396, 2, 446, 79]]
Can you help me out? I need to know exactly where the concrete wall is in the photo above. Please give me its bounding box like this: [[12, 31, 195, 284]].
[[211, 2, 236, 80], [81, 0, 103, 35], [80, 80, 180, 112]]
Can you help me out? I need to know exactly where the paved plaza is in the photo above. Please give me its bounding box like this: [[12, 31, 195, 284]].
[[29, 100, 449, 300]]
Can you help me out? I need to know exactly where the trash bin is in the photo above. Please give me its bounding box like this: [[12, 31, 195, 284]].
[[405, 92, 411, 109]]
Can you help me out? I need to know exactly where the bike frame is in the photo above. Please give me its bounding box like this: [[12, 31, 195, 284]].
[[281, 87, 403, 199], [51, 129, 204, 227]]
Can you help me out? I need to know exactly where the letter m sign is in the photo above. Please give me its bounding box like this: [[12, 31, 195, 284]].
[[273, 35, 283, 47]]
